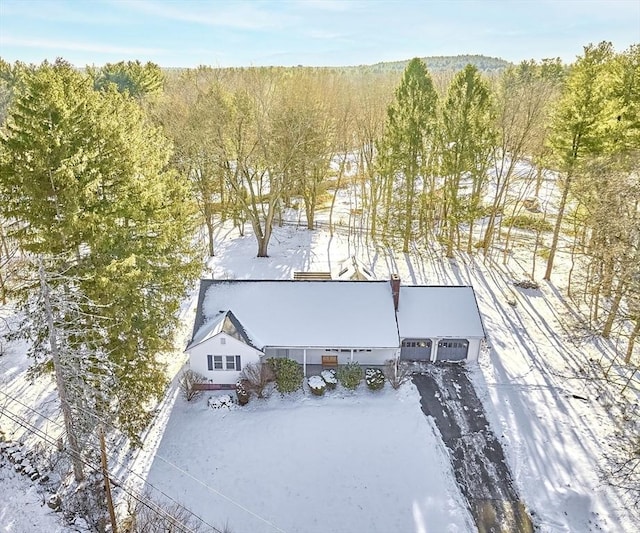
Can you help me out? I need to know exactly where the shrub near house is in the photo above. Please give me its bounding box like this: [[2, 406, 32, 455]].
[[268, 358, 303, 393], [337, 362, 363, 390]]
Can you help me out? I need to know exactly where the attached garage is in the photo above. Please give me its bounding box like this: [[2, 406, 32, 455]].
[[436, 339, 469, 361], [395, 286, 486, 363], [400, 338, 432, 361]]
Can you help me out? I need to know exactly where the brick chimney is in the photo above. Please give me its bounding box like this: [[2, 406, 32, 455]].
[[390, 274, 401, 311]]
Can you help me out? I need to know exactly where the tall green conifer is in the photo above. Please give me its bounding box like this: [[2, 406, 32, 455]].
[[0, 60, 201, 442], [377, 58, 438, 252], [440, 64, 495, 257]]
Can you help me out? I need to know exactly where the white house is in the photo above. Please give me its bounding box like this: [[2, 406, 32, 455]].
[[185, 276, 486, 388]]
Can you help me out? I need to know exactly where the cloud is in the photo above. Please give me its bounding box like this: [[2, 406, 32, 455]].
[[296, 0, 355, 12], [0, 35, 164, 57], [306, 29, 349, 41], [1, 0, 132, 26], [118, 0, 298, 30]]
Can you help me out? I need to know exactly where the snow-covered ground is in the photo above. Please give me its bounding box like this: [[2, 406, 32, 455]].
[[1, 187, 638, 532], [143, 218, 638, 532], [147, 385, 473, 533], [0, 460, 66, 533]]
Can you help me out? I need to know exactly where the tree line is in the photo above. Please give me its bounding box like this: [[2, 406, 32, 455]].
[[149, 44, 638, 362], [0, 43, 638, 480]]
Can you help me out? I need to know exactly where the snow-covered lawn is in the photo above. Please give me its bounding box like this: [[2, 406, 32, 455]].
[[146, 385, 474, 533]]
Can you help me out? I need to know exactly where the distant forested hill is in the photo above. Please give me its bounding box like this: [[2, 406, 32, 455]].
[[163, 55, 511, 75], [360, 55, 511, 73]]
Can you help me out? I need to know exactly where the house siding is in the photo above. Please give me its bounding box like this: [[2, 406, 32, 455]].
[[466, 338, 482, 363], [187, 331, 263, 385]]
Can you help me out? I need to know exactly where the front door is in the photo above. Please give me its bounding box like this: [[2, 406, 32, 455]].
[[321, 355, 338, 367]]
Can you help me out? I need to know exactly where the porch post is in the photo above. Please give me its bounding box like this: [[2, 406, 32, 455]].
[[303, 348, 307, 377], [431, 339, 438, 363], [350, 348, 354, 363]]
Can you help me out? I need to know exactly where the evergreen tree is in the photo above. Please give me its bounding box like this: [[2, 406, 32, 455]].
[[440, 64, 495, 257], [377, 58, 438, 252], [544, 42, 617, 281], [90, 60, 164, 98], [0, 59, 201, 442]]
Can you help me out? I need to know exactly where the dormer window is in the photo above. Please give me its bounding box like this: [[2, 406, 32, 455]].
[[220, 337, 226, 345]]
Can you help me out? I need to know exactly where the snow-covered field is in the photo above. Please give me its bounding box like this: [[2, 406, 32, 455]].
[[1, 189, 639, 532]]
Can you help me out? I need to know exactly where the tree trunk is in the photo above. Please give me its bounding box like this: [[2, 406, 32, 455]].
[[39, 260, 84, 482], [602, 280, 626, 338], [305, 191, 316, 230], [447, 223, 455, 258], [329, 158, 346, 237], [467, 220, 475, 254], [205, 218, 215, 257], [625, 318, 639, 364], [544, 172, 572, 281], [257, 237, 269, 257], [531, 231, 541, 280]]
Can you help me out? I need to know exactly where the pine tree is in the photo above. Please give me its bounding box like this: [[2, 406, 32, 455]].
[[440, 64, 495, 257], [377, 58, 439, 252], [90, 60, 164, 98], [544, 42, 617, 281], [0, 59, 201, 443]]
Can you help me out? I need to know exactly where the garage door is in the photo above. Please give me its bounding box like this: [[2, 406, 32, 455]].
[[400, 339, 432, 361], [436, 339, 468, 361]]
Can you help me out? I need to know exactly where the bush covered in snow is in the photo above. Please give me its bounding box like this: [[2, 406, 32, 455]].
[[365, 368, 385, 391], [321, 369, 337, 390], [236, 381, 250, 405], [267, 357, 303, 393], [337, 362, 362, 390], [208, 395, 235, 409], [307, 375, 326, 396]]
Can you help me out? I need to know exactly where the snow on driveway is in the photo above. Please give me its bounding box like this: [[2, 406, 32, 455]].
[[146, 385, 475, 533], [413, 367, 532, 532]]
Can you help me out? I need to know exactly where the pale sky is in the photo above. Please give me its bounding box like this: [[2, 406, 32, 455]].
[[1, 0, 638, 68]]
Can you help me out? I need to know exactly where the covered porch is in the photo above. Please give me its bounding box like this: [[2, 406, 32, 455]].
[[263, 346, 398, 377]]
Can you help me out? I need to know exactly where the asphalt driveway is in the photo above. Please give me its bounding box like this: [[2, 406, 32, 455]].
[[413, 365, 534, 533]]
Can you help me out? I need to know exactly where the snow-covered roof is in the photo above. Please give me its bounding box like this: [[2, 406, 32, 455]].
[[396, 286, 485, 339], [190, 280, 400, 349], [334, 256, 376, 281], [187, 310, 255, 350]]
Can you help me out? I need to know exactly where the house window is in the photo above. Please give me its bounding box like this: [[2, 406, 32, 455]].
[[207, 354, 213, 371], [220, 337, 226, 345], [214, 356, 223, 369], [226, 355, 241, 370]]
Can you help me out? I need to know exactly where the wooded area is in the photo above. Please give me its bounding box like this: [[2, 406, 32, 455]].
[[0, 45, 638, 510]]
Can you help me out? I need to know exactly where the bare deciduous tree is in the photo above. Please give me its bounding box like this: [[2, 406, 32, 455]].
[[179, 369, 206, 402], [240, 361, 275, 399]]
